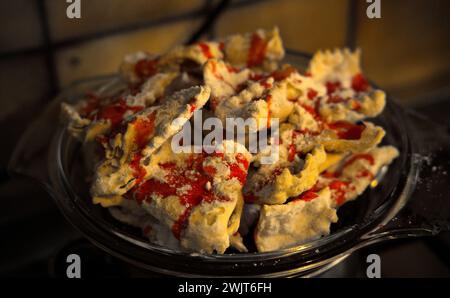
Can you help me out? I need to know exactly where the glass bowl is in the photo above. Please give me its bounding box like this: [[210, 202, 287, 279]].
[[9, 51, 450, 277]]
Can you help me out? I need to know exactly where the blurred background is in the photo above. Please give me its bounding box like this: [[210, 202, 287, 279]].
[[0, 0, 449, 277]]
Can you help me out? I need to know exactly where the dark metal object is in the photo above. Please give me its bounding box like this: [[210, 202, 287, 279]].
[[345, 0, 358, 50], [185, 0, 231, 45], [36, 0, 59, 95]]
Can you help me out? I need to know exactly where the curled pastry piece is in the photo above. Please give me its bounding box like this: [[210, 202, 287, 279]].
[[141, 86, 211, 156], [255, 187, 337, 252], [318, 145, 399, 207], [214, 75, 295, 131], [181, 197, 240, 254], [318, 89, 386, 123], [126, 140, 252, 254], [304, 48, 386, 122], [281, 117, 384, 157], [62, 93, 146, 142], [284, 72, 327, 105], [288, 105, 322, 135], [223, 27, 284, 69], [204, 59, 251, 108], [244, 145, 326, 205], [91, 86, 211, 203], [61, 102, 92, 140], [159, 42, 224, 66], [319, 121, 385, 153], [356, 90, 386, 118], [357, 90, 386, 118], [120, 51, 159, 85], [308, 48, 361, 86], [136, 72, 179, 106], [214, 79, 271, 132], [90, 108, 158, 206], [265, 79, 295, 122]]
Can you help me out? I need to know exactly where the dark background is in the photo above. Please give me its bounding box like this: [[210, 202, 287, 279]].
[[0, 0, 449, 277]]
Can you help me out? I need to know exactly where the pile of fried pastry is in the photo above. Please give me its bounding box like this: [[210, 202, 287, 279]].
[[62, 28, 398, 254]]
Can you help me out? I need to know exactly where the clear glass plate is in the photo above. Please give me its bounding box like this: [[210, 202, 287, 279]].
[[9, 51, 450, 277]]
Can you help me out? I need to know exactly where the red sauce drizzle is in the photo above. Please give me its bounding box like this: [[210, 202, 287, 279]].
[[235, 153, 250, 170], [351, 73, 369, 92], [287, 120, 321, 159], [247, 33, 268, 67], [128, 112, 157, 186], [298, 97, 326, 131], [314, 97, 322, 117], [202, 165, 217, 176], [271, 66, 296, 81], [329, 180, 350, 205], [293, 189, 319, 202], [213, 151, 225, 159], [211, 61, 224, 80], [327, 121, 365, 140], [222, 152, 249, 185], [81, 92, 101, 117], [189, 97, 197, 113], [307, 88, 318, 100], [266, 94, 272, 128], [198, 42, 213, 59], [130, 153, 147, 186], [288, 144, 296, 162], [243, 167, 283, 203], [291, 183, 321, 202], [209, 60, 240, 92], [322, 153, 374, 180], [351, 100, 362, 111], [327, 95, 346, 104], [322, 171, 338, 179], [229, 163, 248, 185], [133, 112, 156, 148], [300, 104, 321, 121], [357, 169, 374, 180], [226, 64, 239, 73], [135, 58, 158, 79], [343, 153, 375, 169], [296, 97, 326, 131], [249, 73, 265, 81], [96, 98, 144, 128], [260, 79, 272, 89], [132, 174, 177, 203], [326, 81, 341, 95]]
